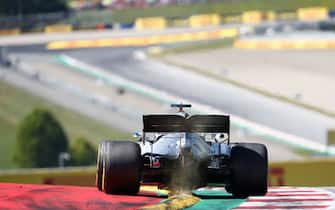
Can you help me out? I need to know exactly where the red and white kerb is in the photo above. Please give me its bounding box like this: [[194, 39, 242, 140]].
[[235, 187, 335, 210]]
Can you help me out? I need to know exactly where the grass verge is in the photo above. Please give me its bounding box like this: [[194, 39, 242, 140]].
[[156, 38, 235, 55], [73, 0, 335, 23], [0, 80, 130, 169]]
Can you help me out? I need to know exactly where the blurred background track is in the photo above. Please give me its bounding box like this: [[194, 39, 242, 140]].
[[162, 48, 335, 115], [1, 1, 335, 209], [4, 44, 311, 161], [1, 51, 303, 161], [3, 25, 335, 161], [1, 0, 335, 180], [60, 46, 335, 150]]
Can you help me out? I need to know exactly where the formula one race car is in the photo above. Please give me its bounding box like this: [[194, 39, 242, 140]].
[[96, 104, 268, 197]]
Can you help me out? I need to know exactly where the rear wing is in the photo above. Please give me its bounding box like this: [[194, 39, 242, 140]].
[[143, 114, 230, 134]]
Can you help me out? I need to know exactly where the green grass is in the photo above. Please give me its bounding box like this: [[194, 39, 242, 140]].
[[0, 80, 130, 169], [156, 38, 235, 55], [72, 0, 335, 24]]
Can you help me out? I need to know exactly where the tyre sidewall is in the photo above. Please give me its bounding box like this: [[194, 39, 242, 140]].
[[96, 140, 110, 191], [230, 143, 268, 197], [103, 141, 142, 194]]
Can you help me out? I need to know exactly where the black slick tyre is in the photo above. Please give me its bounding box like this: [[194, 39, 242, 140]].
[[102, 141, 142, 194], [230, 143, 268, 197]]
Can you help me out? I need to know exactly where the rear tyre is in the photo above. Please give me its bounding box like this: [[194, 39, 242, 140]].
[[102, 141, 142, 194], [96, 140, 109, 191], [230, 143, 268, 197]]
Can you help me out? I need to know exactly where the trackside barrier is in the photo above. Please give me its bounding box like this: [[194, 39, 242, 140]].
[[242, 11, 263, 24], [46, 28, 238, 49], [96, 23, 105, 30], [0, 28, 21, 36], [0, 167, 95, 186], [270, 159, 335, 186], [25, 27, 44, 33], [1, 159, 335, 186], [72, 23, 96, 31], [170, 19, 189, 28], [234, 39, 335, 49], [135, 17, 167, 30], [44, 24, 73, 33], [242, 10, 276, 24], [277, 12, 298, 20], [297, 7, 329, 21], [223, 15, 242, 24], [119, 22, 135, 29], [266, 11, 276, 21], [329, 10, 335, 19], [189, 14, 221, 28], [3, 7, 332, 37]]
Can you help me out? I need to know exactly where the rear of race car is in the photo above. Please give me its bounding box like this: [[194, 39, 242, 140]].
[[96, 106, 268, 197]]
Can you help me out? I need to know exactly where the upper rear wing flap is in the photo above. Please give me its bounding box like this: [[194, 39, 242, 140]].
[[143, 114, 230, 134]]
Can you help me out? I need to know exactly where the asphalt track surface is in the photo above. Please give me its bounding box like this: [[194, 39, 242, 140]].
[[0, 183, 334, 210], [163, 48, 335, 113], [65, 47, 335, 144], [1, 49, 303, 161]]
